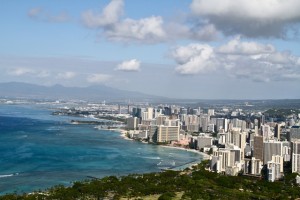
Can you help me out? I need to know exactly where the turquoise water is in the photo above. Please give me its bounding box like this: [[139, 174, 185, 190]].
[[0, 103, 203, 195]]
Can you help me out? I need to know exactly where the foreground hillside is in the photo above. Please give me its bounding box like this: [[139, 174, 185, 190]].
[[1, 161, 299, 200]]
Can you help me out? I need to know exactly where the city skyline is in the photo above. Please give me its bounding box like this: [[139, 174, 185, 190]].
[[1, 0, 300, 99]]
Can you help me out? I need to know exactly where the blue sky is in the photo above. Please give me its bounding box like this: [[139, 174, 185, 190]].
[[1, 0, 300, 99]]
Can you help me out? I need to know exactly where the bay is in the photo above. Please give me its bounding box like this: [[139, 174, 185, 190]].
[[0, 103, 204, 195]]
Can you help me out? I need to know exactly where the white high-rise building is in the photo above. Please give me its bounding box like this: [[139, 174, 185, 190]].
[[292, 140, 300, 173], [156, 125, 180, 142], [147, 107, 153, 120], [142, 111, 148, 121], [262, 124, 273, 141], [208, 109, 215, 116], [267, 155, 284, 182]]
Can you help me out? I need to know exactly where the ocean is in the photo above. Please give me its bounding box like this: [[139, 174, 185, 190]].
[[0, 103, 204, 195]]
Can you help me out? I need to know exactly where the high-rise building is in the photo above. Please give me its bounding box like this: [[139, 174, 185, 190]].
[[216, 118, 224, 132], [200, 115, 209, 132], [229, 130, 246, 160], [180, 108, 188, 115], [282, 141, 291, 162], [289, 126, 300, 142], [127, 117, 139, 130], [164, 107, 171, 116], [147, 107, 153, 120], [275, 124, 281, 139], [156, 115, 167, 125], [156, 125, 180, 142], [263, 141, 283, 164], [142, 111, 148, 121], [224, 118, 229, 132], [211, 145, 242, 174], [267, 155, 284, 182], [261, 124, 273, 141], [260, 115, 265, 126], [197, 135, 213, 150], [292, 140, 300, 173], [208, 109, 215, 116], [253, 135, 264, 161]]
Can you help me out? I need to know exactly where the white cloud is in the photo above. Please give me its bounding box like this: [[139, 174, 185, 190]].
[[172, 44, 217, 75], [81, 0, 123, 28], [7, 68, 51, 78], [28, 7, 70, 23], [190, 0, 300, 38], [106, 16, 166, 43], [87, 73, 112, 83], [8, 68, 35, 76], [115, 59, 140, 72], [36, 70, 51, 78], [81, 0, 166, 43], [57, 71, 76, 79], [171, 38, 300, 81], [81, 0, 218, 43], [217, 36, 275, 55]]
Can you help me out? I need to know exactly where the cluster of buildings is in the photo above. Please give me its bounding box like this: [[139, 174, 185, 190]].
[[125, 105, 300, 182]]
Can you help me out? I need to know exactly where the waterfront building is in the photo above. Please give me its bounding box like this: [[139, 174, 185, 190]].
[[156, 125, 180, 142], [127, 117, 139, 130], [197, 135, 213, 150]]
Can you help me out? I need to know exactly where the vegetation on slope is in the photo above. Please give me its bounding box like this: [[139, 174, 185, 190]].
[[1, 160, 300, 200]]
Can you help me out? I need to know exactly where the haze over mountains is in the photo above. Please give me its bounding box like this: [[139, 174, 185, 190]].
[[0, 82, 163, 101]]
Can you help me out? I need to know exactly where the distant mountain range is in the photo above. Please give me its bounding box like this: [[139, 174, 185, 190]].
[[0, 82, 166, 102]]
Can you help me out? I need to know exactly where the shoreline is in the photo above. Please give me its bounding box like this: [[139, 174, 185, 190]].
[[107, 128, 210, 167], [159, 145, 210, 159]]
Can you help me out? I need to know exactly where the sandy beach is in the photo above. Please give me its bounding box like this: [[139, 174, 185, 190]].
[[107, 128, 210, 162], [159, 145, 210, 159]]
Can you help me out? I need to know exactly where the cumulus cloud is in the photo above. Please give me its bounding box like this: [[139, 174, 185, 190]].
[[81, 0, 123, 28], [87, 73, 112, 83], [171, 38, 300, 81], [217, 36, 275, 55], [190, 0, 300, 38], [81, 0, 218, 43], [28, 7, 70, 23], [57, 71, 76, 79], [115, 59, 140, 72], [105, 16, 166, 43], [171, 44, 217, 74]]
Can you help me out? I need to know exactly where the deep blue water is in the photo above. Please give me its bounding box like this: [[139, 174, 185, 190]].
[[0, 104, 203, 195]]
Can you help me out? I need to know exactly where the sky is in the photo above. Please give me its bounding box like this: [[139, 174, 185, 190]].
[[1, 0, 300, 99]]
